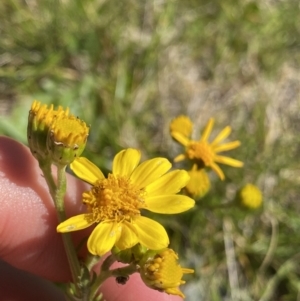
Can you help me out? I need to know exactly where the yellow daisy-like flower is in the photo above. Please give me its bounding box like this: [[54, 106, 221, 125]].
[[139, 248, 194, 298], [170, 116, 243, 180], [238, 184, 263, 210], [185, 164, 210, 199], [57, 149, 195, 256]]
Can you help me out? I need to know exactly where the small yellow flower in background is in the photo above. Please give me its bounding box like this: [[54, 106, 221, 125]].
[[170, 115, 193, 139], [139, 248, 194, 298], [185, 164, 210, 199], [27, 100, 89, 165], [238, 183, 263, 210], [170, 116, 243, 180], [57, 149, 195, 256]]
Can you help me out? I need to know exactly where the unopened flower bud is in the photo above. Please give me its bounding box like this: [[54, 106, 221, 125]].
[[27, 100, 68, 163], [139, 248, 194, 298], [112, 246, 134, 264], [47, 114, 89, 166], [27, 100, 89, 166], [112, 244, 148, 263]]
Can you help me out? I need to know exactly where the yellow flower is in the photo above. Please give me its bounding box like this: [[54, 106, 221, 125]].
[[170, 116, 243, 180], [57, 149, 195, 256], [170, 115, 193, 139], [185, 164, 210, 199], [139, 248, 194, 298], [238, 184, 263, 209], [27, 100, 89, 165]]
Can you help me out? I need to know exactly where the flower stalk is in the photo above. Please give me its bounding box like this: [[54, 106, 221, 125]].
[[40, 163, 83, 298], [90, 259, 137, 300]]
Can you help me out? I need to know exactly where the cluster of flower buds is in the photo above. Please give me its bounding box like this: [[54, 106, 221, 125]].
[[27, 100, 89, 166]]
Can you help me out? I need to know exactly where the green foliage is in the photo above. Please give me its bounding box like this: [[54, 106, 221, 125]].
[[1, 0, 300, 300]]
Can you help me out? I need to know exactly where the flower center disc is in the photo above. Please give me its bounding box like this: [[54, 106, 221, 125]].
[[187, 141, 214, 166], [84, 174, 144, 223], [51, 116, 89, 146]]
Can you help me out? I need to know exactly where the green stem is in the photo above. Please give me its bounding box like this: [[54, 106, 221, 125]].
[[85, 254, 101, 271], [101, 254, 117, 272], [56, 166, 82, 295], [90, 262, 138, 300], [40, 162, 82, 297], [39, 161, 56, 200], [110, 264, 137, 277], [88, 254, 116, 299]]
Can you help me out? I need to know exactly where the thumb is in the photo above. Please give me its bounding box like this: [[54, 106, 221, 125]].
[[0, 136, 88, 282]]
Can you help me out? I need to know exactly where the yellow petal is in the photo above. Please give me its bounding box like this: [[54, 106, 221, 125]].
[[211, 126, 231, 146], [165, 287, 185, 298], [115, 222, 139, 250], [214, 155, 244, 167], [146, 170, 190, 197], [200, 118, 214, 142], [112, 148, 141, 177], [130, 158, 172, 189], [182, 268, 195, 274], [210, 162, 225, 180], [130, 216, 169, 249], [174, 153, 186, 163], [171, 131, 190, 146], [70, 157, 104, 185], [87, 222, 121, 256], [145, 195, 195, 214], [213, 140, 241, 153], [56, 214, 94, 232]]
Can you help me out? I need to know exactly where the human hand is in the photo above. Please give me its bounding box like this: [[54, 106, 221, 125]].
[[0, 136, 182, 301]]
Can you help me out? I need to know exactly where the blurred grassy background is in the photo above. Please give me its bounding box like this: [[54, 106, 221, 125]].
[[1, 0, 300, 300]]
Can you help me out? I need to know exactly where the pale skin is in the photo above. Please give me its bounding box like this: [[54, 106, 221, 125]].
[[0, 136, 182, 301]]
